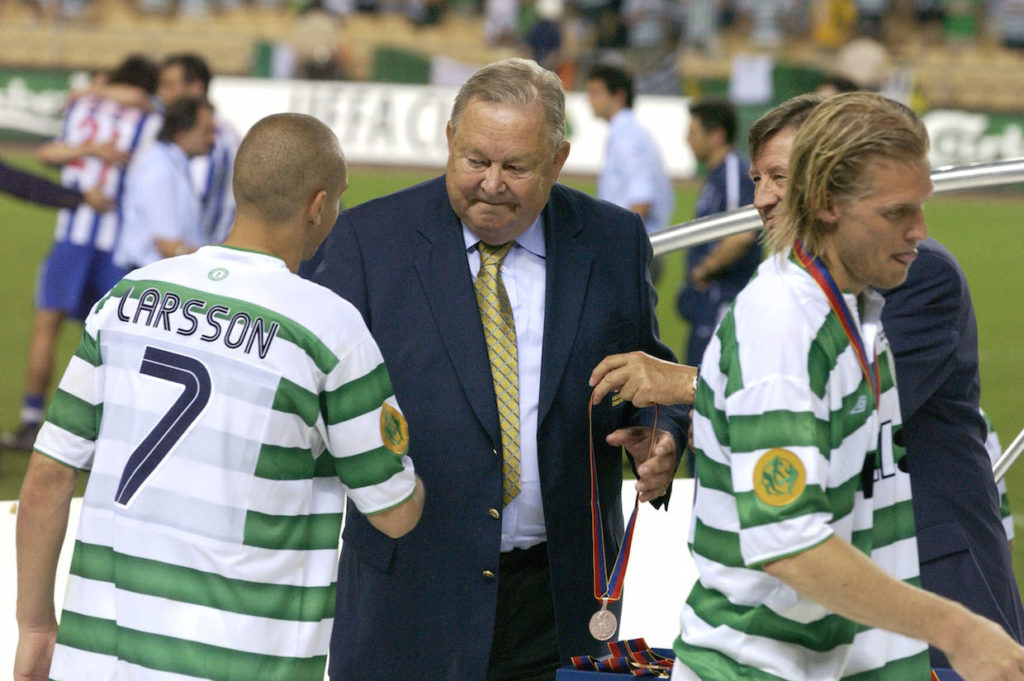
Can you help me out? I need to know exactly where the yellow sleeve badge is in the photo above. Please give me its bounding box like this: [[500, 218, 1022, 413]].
[[380, 402, 409, 456], [753, 448, 806, 507]]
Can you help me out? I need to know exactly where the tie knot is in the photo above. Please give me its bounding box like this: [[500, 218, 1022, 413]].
[[478, 241, 513, 268]]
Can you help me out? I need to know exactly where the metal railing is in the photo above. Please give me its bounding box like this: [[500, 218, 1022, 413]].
[[650, 157, 1024, 256], [648, 157, 1024, 482]]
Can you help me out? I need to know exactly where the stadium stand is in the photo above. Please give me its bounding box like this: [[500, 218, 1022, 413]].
[[2, 2, 1024, 111]]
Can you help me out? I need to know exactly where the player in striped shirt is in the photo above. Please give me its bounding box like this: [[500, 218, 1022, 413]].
[[591, 93, 1024, 681], [15, 113, 425, 681], [742, 92, 925, 681]]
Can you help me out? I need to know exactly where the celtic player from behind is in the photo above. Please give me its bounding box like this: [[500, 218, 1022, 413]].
[[15, 113, 425, 681]]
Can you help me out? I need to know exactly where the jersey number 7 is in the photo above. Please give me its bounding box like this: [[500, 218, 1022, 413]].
[[114, 346, 213, 507]]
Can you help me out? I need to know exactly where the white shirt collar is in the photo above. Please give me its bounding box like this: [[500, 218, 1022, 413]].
[[461, 215, 546, 259]]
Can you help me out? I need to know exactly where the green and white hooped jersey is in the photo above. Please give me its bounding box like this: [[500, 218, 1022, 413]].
[[674, 252, 927, 681], [35, 245, 417, 681]]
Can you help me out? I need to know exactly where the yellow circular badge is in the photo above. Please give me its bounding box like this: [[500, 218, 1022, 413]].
[[753, 448, 806, 507], [380, 402, 409, 455]]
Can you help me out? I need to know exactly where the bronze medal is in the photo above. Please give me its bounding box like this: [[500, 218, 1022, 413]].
[[588, 605, 617, 641]]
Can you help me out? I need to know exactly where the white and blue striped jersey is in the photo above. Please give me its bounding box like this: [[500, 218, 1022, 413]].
[[53, 95, 160, 252], [190, 117, 240, 245]]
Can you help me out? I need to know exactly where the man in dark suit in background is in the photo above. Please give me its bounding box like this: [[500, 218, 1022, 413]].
[[313, 57, 686, 681], [880, 239, 1024, 670]]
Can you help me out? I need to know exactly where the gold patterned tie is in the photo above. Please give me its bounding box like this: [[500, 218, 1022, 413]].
[[475, 241, 521, 504]]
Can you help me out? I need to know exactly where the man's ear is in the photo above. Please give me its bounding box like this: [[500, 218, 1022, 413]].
[[552, 140, 570, 180], [307, 189, 328, 227], [816, 200, 839, 224]]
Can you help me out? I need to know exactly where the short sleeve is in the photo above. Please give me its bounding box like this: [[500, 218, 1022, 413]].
[[321, 334, 417, 515]]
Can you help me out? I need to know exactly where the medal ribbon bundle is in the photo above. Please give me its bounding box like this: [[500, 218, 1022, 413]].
[[570, 638, 674, 677], [587, 392, 656, 641]]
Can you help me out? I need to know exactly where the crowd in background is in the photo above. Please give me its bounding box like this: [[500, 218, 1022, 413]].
[[23, 0, 1024, 67]]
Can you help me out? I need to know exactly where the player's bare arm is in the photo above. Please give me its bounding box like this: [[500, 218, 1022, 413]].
[[764, 535, 1024, 681], [367, 475, 425, 538], [15, 453, 79, 681]]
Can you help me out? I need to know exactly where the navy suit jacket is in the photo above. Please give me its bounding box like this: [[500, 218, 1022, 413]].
[[313, 176, 686, 680], [882, 237, 1024, 668]]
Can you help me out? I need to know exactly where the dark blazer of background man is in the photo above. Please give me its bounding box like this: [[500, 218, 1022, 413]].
[[313, 58, 685, 681], [881, 237, 1024, 669]]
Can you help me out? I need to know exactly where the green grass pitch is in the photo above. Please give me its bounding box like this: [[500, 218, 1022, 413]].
[[2, 156, 1022, 579]]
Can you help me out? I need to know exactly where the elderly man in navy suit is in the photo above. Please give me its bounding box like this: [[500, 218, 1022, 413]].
[[312, 58, 687, 681]]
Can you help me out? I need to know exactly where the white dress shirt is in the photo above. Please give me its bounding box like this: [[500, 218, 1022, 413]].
[[114, 141, 201, 270], [597, 108, 675, 234], [463, 217, 547, 552]]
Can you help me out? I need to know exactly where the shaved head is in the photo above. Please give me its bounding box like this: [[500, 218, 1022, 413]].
[[233, 113, 346, 224]]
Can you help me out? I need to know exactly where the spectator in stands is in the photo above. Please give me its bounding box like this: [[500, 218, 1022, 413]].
[[682, 0, 719, 53], [810, 0, 858, 48], [1, 54, 160, 453], [485, 0, 520, 45], [576, 0, 626, 48], [834, 36, 893, 90], [856, 0, 888, 39], [522, 0, 563, 71], [621, 0, 673, 49], [113, 97, 217, 271], [287, 0, 350, 79], [996, 0, 1024, 48], [31, 0, 89, 21], [816, 72, 861, 96]]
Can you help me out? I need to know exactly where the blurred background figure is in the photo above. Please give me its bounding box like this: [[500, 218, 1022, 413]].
[[815, 72, 861, 96], [2, 54, 160, 453], [522, 0, 564, 71], [0, 157, 113, 213], [285, 0, 351, 79], [113, 97, 217, 271], [676, 97, 757, 368], [682, 0, 720, 53], [585, 61, 674, 278], [156, 53, 241, 246], [485, 0, 520, 45]]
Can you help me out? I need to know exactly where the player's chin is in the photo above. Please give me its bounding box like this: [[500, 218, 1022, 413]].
[[878, 263, 913, 289]]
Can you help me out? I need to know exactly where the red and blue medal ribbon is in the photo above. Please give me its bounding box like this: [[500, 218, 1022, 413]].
[[571, 638, 674, 677], [588, 393, 647, 608], [792, 239, 880, 407]]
